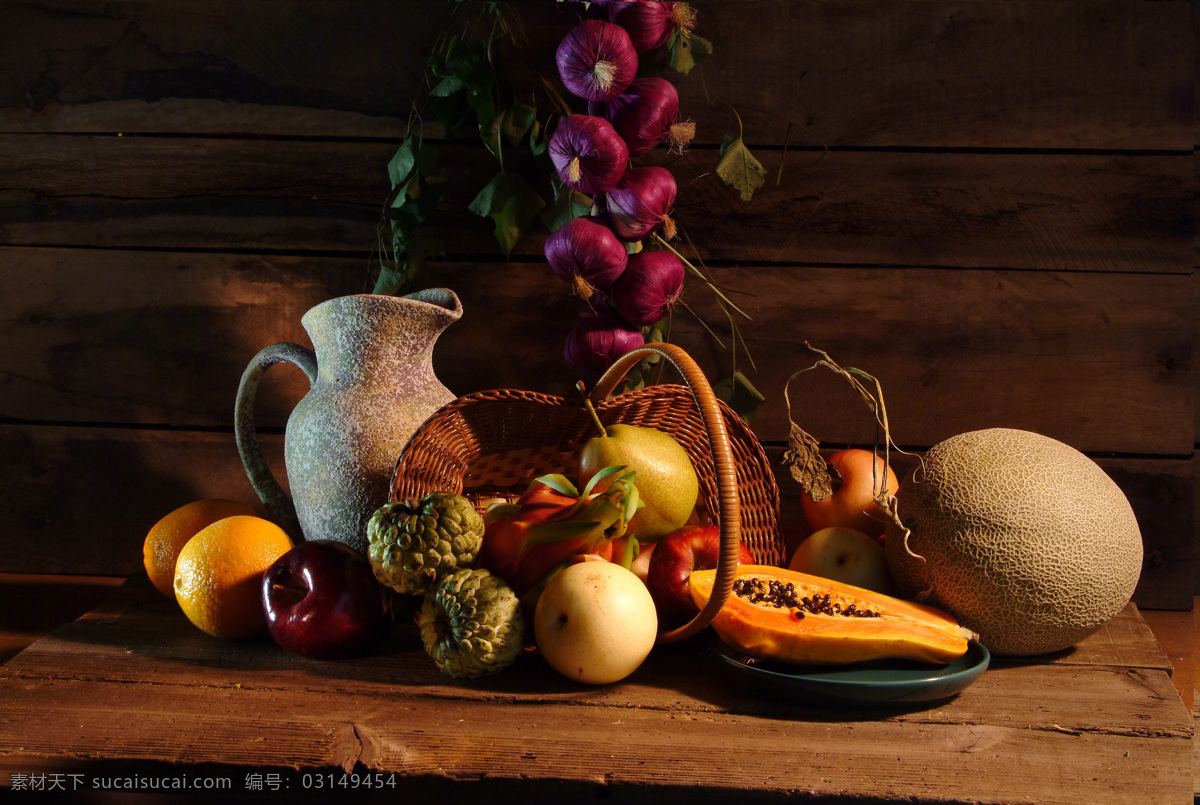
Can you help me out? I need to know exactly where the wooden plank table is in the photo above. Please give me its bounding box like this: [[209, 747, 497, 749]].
[[0, 576, 1191, 804]]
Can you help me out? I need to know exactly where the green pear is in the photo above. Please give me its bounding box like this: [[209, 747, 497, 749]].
[[578, 397, 699, 542]]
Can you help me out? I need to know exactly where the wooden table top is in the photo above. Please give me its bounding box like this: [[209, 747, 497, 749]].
[[0, 577, 1191, 804]]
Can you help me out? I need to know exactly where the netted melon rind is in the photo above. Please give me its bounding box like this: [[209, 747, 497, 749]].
[[885, 428, 1142, 656]]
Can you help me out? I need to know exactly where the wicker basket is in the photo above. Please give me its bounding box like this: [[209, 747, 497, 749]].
[[389, 343, 784, 643]]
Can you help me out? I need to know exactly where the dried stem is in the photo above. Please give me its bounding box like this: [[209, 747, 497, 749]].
[[782, 343, 919, 555], [651, 233, 749, 319]]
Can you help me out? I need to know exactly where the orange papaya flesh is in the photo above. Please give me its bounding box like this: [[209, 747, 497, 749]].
[[690, 565, 975, 665]]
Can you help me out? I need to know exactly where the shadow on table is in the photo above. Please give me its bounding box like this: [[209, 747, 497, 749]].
[[28, 575, 988, 722]]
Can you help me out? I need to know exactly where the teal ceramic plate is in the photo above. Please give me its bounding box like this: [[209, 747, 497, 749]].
[[711, 640, 990, 707]]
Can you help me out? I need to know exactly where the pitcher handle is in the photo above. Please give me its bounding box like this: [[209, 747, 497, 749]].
[[234, 342, 318, 539]]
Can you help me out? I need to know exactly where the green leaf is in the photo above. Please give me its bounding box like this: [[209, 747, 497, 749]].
[[481, 103, 537, 160], [502, 100, 538, 148], [403, 231, 444, 283], [428, 90, 472, 135], [388, 203, 421, 243], [617, 535, 639, 570], [429, 74, 466, 98], [714, 371, 766, 424], [371, 264, 408, 298], [428, 38, 495, 135], [467, 172, 502, 218], [388, 172, 446, 244], [387, 139, 418, 189], [529, 118, 545, 154], [715, 136, 767, 202], [491, 196, 524, 254], [670, 32, 712, 76], [483, 502, 520, 524], [621, 481, 642, 524], [373, 231, 444, 296], [579, 465, 628, 499], [468, 171, 546, 256], [538, 183, 593, 233], [403, 174, 450, 224], [387, 140, 440, 201], [465, 78, 496, 140], [532, 473, 580, 498], [523, 521, 603, 547]]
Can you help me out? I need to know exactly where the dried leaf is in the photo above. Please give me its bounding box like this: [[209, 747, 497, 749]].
[[715, 136, 767, 202], [669, 31, 712, 76], [780, 422, 831, 500]]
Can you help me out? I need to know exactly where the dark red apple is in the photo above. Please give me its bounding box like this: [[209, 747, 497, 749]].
[[645, 525, 755, 630], [262, 540, 390, 659]]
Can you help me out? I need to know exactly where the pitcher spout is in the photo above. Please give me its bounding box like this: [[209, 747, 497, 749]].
[[403, 288, 462, 334]]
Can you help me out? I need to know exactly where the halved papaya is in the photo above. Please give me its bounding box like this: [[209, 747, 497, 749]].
[[690, 565, 976, 665]]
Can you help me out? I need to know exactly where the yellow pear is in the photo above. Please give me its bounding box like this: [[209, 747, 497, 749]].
[[578, 396, 699, 542]]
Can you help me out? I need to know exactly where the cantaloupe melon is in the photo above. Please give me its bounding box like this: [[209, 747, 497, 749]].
[[884, 428, 1142, 656]]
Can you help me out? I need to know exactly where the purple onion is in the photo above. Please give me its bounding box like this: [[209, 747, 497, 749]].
[[606, 165, 678, 242], [586, 98, 611, 120], [609, 2, 695, 53], [610, 249, 686, 327], [564, 311, 645, 377], [545, 216, 628, 300], [610, 77, 694, 157], [556, 20, 639, 103], [549, 114, 630, 195]]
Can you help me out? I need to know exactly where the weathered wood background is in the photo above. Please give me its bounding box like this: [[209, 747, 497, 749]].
[[0, 1, 1194, 608]]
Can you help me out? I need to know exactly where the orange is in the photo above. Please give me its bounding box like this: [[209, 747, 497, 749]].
[[144, 499, 257, 597], [173, 515, 293, 640]]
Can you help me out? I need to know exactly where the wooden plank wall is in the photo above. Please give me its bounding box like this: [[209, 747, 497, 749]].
[[0, 1, 1194, 608]]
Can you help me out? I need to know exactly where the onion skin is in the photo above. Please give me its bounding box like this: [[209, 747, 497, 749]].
[[609, 2, 695, 53], [556, 20, 639, 103], [610, 249, 686, 327], [545, 216, 629, 301], [549, 115, 630, 196], [564, 311, 646, 377], [586, 99, 611, 120], [610, 77, 694, 157], [606, 165, 678, 242]]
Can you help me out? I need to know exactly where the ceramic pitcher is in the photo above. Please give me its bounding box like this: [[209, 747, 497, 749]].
[[234, 290, 462, 555]]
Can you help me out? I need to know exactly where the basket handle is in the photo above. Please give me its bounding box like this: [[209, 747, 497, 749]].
[[590, 343, 742, 644]]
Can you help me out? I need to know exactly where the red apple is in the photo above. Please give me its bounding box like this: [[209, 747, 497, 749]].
[[800, 449, 899, 538], [645, 525, 755, 630], [262, 540, 390, 659]]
